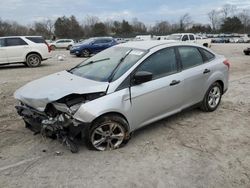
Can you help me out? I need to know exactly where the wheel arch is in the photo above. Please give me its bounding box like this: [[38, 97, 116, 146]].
[[26, 52, 42, 61], [215, 80, 224, 93], [91, 111, 130, 132]]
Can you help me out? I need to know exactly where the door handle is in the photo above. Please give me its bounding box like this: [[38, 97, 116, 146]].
[[203, 69, 211, 74], [170, 80, 181, 86]]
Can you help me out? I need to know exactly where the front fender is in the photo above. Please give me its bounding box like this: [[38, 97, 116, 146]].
[[73, 89, 131, 124]]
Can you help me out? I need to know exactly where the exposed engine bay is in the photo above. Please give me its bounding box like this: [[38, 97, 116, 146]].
[[15, 92, 105, 153]]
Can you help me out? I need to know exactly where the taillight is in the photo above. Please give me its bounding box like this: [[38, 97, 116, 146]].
[[45, 42, 51, 53], [223, 60, 230, 69]]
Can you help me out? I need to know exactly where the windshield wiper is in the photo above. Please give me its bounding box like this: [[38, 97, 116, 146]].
[[69, 58, 110, 72], [108, 49, 133, 82]]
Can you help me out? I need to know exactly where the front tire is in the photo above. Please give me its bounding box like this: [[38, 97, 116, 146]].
[[82, 49, 90, 57], [201, 82, 222, 112], [86, 115, 130, 151], [26, 54, 41, 67]]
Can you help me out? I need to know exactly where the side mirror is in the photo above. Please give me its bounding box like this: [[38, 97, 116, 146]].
[[133, 71, 153, 85]]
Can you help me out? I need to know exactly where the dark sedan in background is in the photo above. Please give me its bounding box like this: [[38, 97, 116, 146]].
[[70, 37, 117, 57]]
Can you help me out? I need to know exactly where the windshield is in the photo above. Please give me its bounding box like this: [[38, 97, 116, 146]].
[[70, 46, 146, 82], [167, 35, 182, 40]]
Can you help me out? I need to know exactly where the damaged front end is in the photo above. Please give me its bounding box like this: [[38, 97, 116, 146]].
[[15, 92, 105, 153]]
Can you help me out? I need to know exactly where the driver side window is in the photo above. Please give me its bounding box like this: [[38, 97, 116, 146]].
[[136, 48, 178, 80]]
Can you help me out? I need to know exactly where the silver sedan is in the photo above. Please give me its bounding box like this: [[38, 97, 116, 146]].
[[14, 41, 229, 152]]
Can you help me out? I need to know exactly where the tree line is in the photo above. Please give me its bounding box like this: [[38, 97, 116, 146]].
[[0, 4, 249, 40]]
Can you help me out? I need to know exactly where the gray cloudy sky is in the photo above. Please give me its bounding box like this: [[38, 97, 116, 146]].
[[0, 0, 249, 25]]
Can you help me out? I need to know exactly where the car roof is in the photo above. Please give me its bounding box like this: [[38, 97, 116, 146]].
[[91, 37, 113, 40], [0, 36, 43, 39], [117, 40, 179, 50]]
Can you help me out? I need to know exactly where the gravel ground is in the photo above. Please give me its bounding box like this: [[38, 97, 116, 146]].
[[0, 44, 250, 188]]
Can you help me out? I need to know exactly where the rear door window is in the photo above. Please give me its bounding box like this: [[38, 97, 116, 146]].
[[6, 38, 28, 46], [56, 40, 64, 43], [178, 47, 203, 70], [26, 37, 45, 43]]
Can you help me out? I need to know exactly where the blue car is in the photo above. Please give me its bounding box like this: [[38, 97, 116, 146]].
[[70, 37, 117, 57]]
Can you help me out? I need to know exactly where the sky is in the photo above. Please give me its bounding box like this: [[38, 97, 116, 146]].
[[0, 0, 250, 26]]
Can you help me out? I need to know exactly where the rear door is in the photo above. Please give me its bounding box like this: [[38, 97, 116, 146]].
[[5, 37, 29, 63], [91, 39, 106, 53], [102, 39, 114, 50], [0, 38, 8, 64], [129, 47, 184, 129], [177, 46, 211, 108]]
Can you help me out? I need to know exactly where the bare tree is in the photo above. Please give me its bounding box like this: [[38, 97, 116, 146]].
[[179, 13, 192, 31], [151, 21, 171, 35], [132, 18, 147, 34], [221, 4, 237, 19], [208, 10, 221, 31], [83, 15, 99, 27], [82, 16, 99, 37], [238, 9, 250, 33]]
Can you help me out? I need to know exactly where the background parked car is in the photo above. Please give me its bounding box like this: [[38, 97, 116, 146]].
[[0, 36, 51, 67], [211, 38, 230, 43], [244, 48, 250, 55], [49, 39, 75, 50], [70, 37, 117, 57], [166, 33, 211, 47]]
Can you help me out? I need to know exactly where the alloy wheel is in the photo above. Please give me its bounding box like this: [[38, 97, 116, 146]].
[[91, 122, 125, 151], [208, 86, 221, 108]]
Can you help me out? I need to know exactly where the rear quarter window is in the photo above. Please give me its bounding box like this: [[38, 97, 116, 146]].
[[199, 48, 215, 62], [26, 37, 45, 44]]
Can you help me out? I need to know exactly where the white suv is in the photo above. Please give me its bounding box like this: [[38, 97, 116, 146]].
[[49, 39, 75, 50], [0, 36, 52, 67]]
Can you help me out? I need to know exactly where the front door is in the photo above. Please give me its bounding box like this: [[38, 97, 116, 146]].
[[128, 47, 184, 130]]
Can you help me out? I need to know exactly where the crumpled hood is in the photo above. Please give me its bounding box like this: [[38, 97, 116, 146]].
[[14, 71, 109, 111]]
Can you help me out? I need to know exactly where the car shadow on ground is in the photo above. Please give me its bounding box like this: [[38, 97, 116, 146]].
[[72, 107, 202, 152], [0, 63, 51, 70], [131, 107, 202, 141]]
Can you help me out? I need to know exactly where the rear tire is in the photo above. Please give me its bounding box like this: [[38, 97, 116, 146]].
[[203, 43, 208, 47], [85, 115, 130, 151], [50, 45, 56, 51], [26, 54, 41, 67], [67, 45, 72, 50], [201, 82, 222, 112]]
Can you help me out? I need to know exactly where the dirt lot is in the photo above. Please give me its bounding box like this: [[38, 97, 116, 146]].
[[0, 44, 250, 188]]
